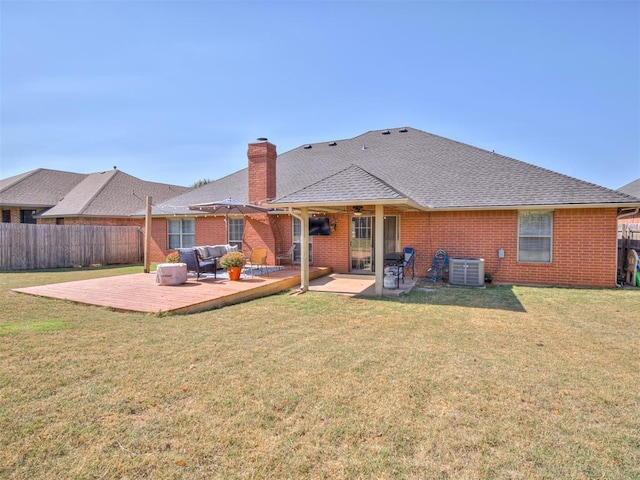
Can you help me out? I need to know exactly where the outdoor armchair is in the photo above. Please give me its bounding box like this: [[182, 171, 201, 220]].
[[403, 247, 415, 279], [244, 248, 268, 277], [276, 244, 296, 268], [178, 248, 217, 280]]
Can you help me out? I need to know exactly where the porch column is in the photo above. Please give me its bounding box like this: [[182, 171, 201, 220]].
[[300, 207, 310, 292], [374, 204, 384, 296]]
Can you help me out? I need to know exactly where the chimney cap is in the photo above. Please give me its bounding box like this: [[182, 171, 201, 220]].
[[256, 137, 268, 142]]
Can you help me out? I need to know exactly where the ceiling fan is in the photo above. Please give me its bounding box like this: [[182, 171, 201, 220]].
[[352, 205, 373, 216]]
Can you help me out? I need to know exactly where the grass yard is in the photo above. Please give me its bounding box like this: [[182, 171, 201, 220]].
[[1, 267, 639, 479]]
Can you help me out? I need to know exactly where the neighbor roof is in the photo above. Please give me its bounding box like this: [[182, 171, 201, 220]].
[[143, 127, 639, 216], [0, 167, 191, 217], [618, 178, 640, 200], [40, 170, 191, 217], [0, 168, 87, 207]]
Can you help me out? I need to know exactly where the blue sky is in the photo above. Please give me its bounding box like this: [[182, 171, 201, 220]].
[[1, 0, 638, 190]]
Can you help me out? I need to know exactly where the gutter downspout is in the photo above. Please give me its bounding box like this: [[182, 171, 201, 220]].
[[618, 207, 640, 220]]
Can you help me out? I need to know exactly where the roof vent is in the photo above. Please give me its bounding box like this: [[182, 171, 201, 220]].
[[399, 128, 408, 133], [382, 130, 391, 135], [303, 144, 312, 149], [328, 142, 337, 146], [257, 137, 268, 142]]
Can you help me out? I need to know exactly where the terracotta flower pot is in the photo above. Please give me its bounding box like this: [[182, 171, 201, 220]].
[[227, 266, 242, 281]]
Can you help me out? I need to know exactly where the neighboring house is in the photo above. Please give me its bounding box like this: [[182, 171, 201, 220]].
[[141, 127, 640, 289], [0, 168, 191, 226], [617, 178, 640, 223]]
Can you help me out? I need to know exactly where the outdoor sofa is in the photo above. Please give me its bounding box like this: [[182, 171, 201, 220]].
[[177, 244, 238, 280]]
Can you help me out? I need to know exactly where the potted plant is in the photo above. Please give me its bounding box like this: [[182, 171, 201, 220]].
[[219, 251, 246, 281]]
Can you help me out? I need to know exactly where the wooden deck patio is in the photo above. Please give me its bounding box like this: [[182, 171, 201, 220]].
[[14, 267, 332, 314]]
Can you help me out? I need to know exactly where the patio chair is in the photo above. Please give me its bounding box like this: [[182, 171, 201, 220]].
[[426, 249, 448, 282], [402, 247, 415, 279], [244, 248, 269, 277], [178, 248, 217, 280], [276, 244, 296, 268]]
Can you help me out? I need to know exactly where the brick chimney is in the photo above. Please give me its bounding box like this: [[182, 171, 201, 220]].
[[247, 138, 277, 205]]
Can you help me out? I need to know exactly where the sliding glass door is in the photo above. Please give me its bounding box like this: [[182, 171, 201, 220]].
[[350, 215, 398, 273]]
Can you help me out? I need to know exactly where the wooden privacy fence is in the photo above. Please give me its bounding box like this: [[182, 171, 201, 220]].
[[0, 224, 142, 271]]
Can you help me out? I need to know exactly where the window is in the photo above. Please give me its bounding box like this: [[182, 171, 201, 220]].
[[2, 210, 10, 223], [518, 211, 553, 262], [20, 209, 37, 224], [227, 217, 244, 250], [293, 218, 313, 263], [168, 218, 195, 249]]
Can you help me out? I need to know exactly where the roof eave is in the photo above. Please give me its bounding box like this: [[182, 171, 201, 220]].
[[0, 203, 56, 208], [265, 198, 426, 212], [427, 202, 640, 212]]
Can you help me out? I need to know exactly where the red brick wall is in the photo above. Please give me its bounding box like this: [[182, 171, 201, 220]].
[[150, 207, 619, 287], [150, 214, 283, 264], [270, 214, 293, 257], [194, 216, 228, 246], [315, 208, 618, 287], [150, 217, 169, 262], [397, 208, 618, 288], [311, 214, 350, 271], [244, 213, 277, 263]]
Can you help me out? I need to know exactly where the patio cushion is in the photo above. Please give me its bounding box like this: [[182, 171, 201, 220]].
[[206, 244, 238, 258], [196, 246, 210, 260], [206, 245, 226, 258]]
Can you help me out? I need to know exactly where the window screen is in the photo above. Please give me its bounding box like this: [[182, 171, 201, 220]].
[[518, 211, 553, 262]]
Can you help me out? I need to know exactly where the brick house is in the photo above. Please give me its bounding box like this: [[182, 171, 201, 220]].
[[143, 127, 640, 290], [0, 168, 190, 226]]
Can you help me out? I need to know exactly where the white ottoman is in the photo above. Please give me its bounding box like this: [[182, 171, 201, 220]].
[[156, 263, 188, 286]]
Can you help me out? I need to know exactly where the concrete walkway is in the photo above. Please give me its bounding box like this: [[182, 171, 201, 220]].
[[309, 273, 418, 297]]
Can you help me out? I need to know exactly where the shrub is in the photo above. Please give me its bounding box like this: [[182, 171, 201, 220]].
[[166, 251, 181, 263], [220, 251, 246, 268]]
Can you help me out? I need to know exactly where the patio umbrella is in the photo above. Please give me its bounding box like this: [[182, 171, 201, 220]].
[[188, 198, 271, 245]]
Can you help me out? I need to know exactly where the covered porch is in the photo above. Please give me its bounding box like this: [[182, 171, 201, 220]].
[[266, 164, 427, 295]]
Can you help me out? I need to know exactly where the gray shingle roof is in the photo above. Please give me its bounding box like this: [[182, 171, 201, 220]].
[[142, 170, 248, 216], [618, 178, 640, 200], [0, 168, 87, 207], [274, 164, 410, 205], [40, 170, 191, 217], [142, 127, 639, 216], [271, 127, 637, 209], [0, 167, 190, 217]]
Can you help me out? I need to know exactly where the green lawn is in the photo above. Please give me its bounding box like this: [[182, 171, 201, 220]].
[[1, 267, 638, 479]]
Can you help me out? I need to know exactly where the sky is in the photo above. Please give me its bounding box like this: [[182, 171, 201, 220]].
[[1, 0, 638, 191]]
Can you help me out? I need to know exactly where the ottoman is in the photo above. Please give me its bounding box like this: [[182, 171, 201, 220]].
[[156, 263, 188, 286]]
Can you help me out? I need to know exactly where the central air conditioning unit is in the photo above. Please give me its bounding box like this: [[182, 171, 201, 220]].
[[449, 258, 485, 287]]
